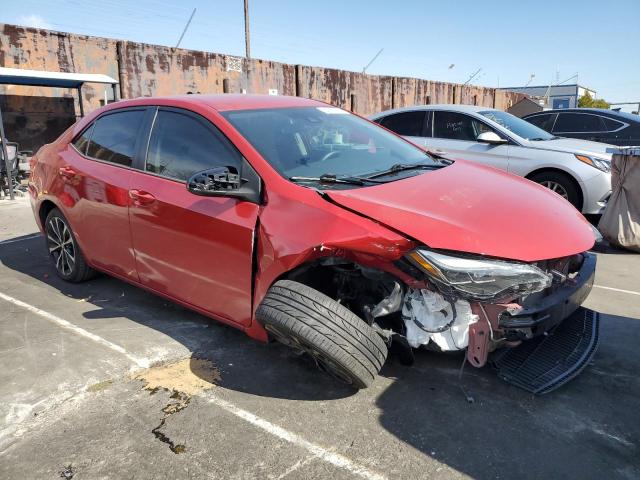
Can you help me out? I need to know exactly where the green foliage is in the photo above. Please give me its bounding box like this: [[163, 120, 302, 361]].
[[578, 92, 610, 109]]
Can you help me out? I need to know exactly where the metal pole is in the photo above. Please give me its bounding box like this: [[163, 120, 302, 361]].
[[77, 86, 85, 117], [175, 8, 197, 48], [0, 103, 15, 200], [463, 68, 482, 86], [362, 48, 384, 74], [244, 0, 251, 93], [112, 83, 118, 102]]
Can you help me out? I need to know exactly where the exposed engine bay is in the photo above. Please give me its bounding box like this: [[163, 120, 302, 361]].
[[287, 250, 595, 370]]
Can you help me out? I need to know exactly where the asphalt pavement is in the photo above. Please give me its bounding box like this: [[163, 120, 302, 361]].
[[0, 195, 638, 480]]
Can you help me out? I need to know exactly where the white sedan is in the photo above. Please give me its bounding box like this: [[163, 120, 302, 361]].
[[370, 105, 612, 214]]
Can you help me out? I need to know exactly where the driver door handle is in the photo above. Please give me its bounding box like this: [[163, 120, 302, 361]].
[[129, 189, 156, 206]]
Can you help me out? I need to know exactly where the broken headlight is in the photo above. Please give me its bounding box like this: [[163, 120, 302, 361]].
[[407, 250, 552, 302]]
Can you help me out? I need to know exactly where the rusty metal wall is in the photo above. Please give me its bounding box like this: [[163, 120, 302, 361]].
[[295, 65, 394, 114], [0, 24, 118, 114], [118, 41, 296, 98], [0, 23, 524, 149]]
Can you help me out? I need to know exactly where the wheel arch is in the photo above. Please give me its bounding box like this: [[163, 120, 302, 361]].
[[525, 167, 584, 211], [38, 199, 60, 228]]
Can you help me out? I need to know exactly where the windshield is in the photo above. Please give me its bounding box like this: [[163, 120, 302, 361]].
[[222, 107, 439, 182], [479, 110, 555, 141]]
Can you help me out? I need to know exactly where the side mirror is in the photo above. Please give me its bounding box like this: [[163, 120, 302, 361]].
[[187, 161, 262, 204], [477, 131, 508, 145], [188, 166, 241, 194]]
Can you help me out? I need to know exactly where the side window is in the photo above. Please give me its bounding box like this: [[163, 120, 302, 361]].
[[553, 113, 603, 133], [379, 111, 426, 137], [73, 123, 94, 155], [601, 116, 625, 132], [526, 114, 556, 132], [87, 110, 145, 167], [433, 111, 485, 141], [146, 110, 242, 181]]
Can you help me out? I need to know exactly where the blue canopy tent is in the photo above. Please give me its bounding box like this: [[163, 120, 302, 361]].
[[0, 67, 119, 199]]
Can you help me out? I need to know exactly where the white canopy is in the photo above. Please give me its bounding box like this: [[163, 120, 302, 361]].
[[0, 67, 118, 88]]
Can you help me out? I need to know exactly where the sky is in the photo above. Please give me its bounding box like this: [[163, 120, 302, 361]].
[[1, 0, 639, 109]]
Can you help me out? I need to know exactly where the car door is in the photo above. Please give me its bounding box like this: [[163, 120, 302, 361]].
[[127, 106, 259, 326], [426, 111, 510, 171], [61, 108, 146, 280]]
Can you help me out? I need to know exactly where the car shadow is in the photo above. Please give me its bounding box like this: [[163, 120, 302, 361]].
[[375, 310, 640, 479], [2, 234, 639, 478], [0, 234, 355, 401]]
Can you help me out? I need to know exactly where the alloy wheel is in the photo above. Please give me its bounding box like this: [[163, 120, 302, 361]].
[[540, 180, 569, 200], [46, 216, 76, 276]]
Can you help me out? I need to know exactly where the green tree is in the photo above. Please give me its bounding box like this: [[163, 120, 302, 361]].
[[578, 92, 610, 109]]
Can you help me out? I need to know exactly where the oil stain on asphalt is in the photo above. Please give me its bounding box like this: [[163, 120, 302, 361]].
[[135, 358, 221, 454]]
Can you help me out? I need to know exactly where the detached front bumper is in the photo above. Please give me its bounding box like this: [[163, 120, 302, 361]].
[[498, 253, 596, 340]]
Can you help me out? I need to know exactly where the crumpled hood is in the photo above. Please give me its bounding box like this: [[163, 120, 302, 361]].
[[524, 137, 614, 159], [327, 161, 595, 262]]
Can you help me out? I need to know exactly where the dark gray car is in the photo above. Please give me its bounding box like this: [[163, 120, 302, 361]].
[[523, 108, 640, 146]]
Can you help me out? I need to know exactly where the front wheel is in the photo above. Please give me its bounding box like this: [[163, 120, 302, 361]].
[[529, 171, 582, 211], [44, 208, 96, 282], [256, 280, 388, 388]]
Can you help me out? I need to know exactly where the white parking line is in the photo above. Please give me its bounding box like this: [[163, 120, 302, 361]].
[[593, 285, 640, 296], [0, 233, 41, 245], [207, 395, 387, 480], [0, 291, 386, 479], [0, 291, 150, 368]]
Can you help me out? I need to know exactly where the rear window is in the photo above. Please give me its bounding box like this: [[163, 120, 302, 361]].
[[86, 110, 145, 167], [601, 117, 625, 132], [379, 111, 426, 137]]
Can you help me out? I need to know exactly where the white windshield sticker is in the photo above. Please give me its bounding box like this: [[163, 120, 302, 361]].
[[317, 107, 348, 115]]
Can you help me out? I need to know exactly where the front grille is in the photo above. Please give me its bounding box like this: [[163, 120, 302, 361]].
[[491, 307, 599, 394]]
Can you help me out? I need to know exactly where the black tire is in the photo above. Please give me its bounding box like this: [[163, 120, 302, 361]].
[[529, 171, 582, 210], [44, 208, 96, 282], [256, 280, 388, 389]]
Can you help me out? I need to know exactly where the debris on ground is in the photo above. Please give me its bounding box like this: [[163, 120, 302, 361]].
[[87, 379, 113, 393], [134, 358, 220, 396], [59, 464, 75, 479], [134, 358, 220, 454]]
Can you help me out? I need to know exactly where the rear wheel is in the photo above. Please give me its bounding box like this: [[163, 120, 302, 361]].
[[256, 280, 388, 388], [44, 208, 95, 282], [529, 171, 582, 211]]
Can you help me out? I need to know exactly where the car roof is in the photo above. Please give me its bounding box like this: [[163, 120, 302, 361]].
[[105, 94, 327, 112], [370, 104, 494, 119], [524, 108, 640, 122]]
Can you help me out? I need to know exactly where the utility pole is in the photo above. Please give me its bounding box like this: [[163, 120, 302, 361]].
[[175, 8, 196, 48], [244, 0, 251, 93]]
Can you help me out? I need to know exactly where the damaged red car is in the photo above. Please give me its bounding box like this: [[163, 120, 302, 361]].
[[29, 95, 600, 393]]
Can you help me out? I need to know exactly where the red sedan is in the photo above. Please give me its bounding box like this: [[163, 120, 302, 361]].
[[29, 95, 599, 392]]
